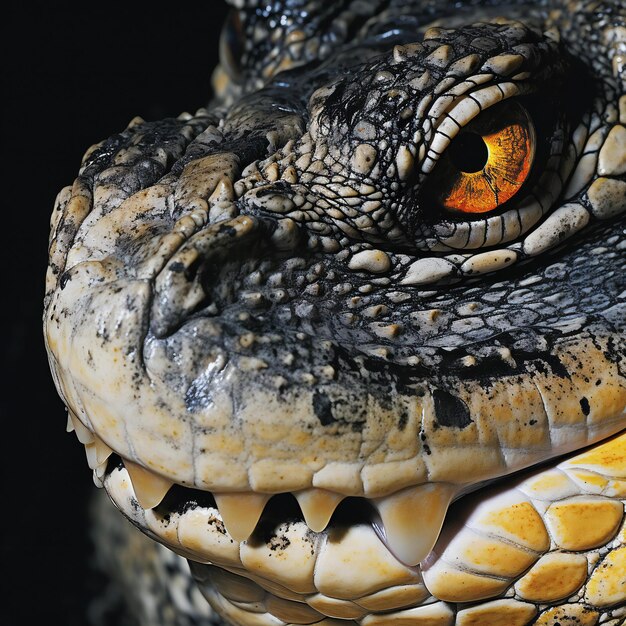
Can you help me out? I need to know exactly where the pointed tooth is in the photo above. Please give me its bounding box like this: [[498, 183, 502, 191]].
[[94, 434, 113, 464], [68, 411, 94, 444], [295, 488, 345, 532], [84, 442, 98, 469], [124, 460, 174, 510], [209, 177, 235, 205], [214, 493, 270, 541], [84, 434, 113, 470], [92, 454, 109, 486], [374, 483, 455, 566], [66, 413, 74, 433], [94, 461, 108, 479]]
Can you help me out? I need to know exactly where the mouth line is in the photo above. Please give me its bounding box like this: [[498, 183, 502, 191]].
[[102, 454, 452, 569], [93, 425, 626, 622], [115, 454, 376, 534], [101, 455, 438, 619]]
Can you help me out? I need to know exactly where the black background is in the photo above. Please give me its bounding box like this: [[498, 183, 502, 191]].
[[3, 4, 230, 623]]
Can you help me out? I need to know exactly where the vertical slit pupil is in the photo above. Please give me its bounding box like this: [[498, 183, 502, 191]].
[[449, 132, 489, 173]]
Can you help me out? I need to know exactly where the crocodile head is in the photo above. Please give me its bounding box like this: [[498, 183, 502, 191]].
[[44, 0, 626, 622]]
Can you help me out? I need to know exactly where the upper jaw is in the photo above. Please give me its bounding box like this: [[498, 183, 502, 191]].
[[45, 128, 626, 566], [57, 275, 626, 562], [50, 224, 626, 564], [46, 188, 626, 499], [47, 217, 626, 498]]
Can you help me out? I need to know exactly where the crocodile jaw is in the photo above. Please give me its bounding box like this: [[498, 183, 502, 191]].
[[97, 431, 626, 619]]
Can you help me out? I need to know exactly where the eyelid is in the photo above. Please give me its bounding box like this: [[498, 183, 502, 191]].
[[422, 81, 534, 175], [404, 198, 592, 286]]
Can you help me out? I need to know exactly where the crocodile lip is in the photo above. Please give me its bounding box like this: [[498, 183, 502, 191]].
[[99, 430, 626, 620], [100, 456, 445, 616], [99, 453, 455, 569], [83, 404, 626, 572], [65, 330, 626, 569]]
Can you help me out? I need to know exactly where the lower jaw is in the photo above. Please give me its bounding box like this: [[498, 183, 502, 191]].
[[102, 429, 626, 625]]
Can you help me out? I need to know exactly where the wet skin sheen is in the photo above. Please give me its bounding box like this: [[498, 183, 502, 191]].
[[44, 0, 625, 624]]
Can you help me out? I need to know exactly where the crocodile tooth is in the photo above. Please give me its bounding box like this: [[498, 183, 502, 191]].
[[94, 461, 108, 479], [214, 493, 271, 541], [84, 442, 98, 470], [124, 460, 175, 510], [68, 411, 95, 444], [94, 434, 113, 464], [373, 483, 455, 566], [295, 488, 345, 532], [84, 435, 113, 470], [92, 470, 104, 488]]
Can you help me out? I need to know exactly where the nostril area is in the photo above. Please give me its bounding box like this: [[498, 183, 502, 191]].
[[151, 215, 263, 337]]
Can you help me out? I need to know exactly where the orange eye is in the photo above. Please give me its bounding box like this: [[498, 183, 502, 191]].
[[435, 100, 536, 214]]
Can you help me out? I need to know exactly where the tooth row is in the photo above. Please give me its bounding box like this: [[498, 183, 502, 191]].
[[119, 456, 455, 565], [70, 407, 622, 573], [104, 464, 428, 604], [103, 431, 626, 623], [68, 411, 95, 444], [69, 412, 115, 486]]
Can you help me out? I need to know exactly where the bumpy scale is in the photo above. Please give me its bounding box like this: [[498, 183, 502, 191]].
[[45, 0, 625, 624]]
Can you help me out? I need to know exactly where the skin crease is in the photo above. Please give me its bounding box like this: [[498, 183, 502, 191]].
[[43, 0, 625, 624]]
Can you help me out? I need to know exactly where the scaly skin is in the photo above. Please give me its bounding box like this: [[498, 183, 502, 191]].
[[44, 0, 625, 624]]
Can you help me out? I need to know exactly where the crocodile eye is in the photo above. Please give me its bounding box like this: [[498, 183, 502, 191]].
[[432, 100, 536, 215]]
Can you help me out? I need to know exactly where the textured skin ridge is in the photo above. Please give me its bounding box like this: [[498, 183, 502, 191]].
[[45, 26, 626, 494], [44, 0, 625, 623]]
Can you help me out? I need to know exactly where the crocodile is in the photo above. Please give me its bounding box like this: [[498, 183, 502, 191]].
[[44, 0, 626, 624]]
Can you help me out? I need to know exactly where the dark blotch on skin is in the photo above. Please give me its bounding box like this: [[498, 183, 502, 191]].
[[313, 391, 335, 426], [433, 389, 473, 429], [580, 396, 590, 416], [59, 271, 71, 289], [217, 224, 238, 237], [185, 375, 213, 411]]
